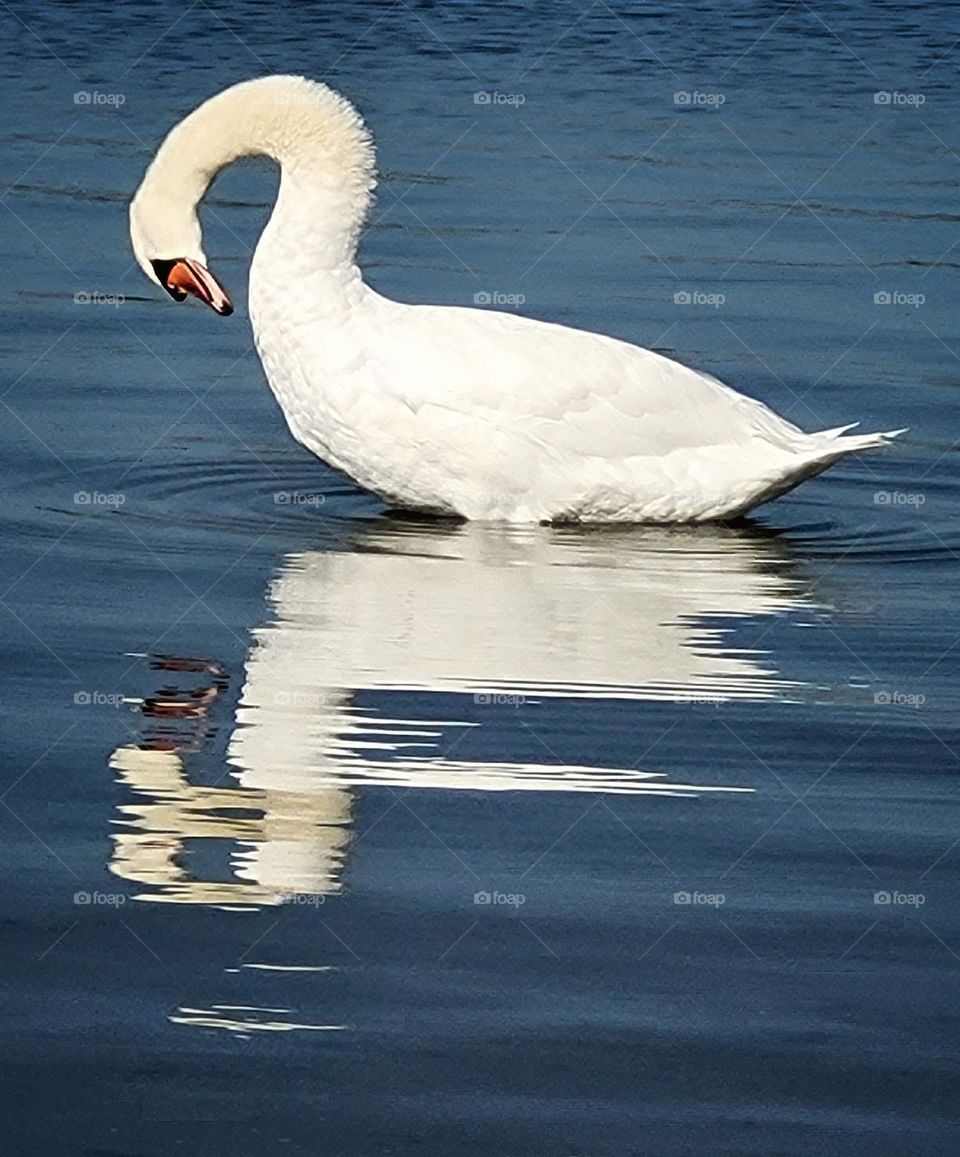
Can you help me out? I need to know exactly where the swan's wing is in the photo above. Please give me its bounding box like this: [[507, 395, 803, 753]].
[[366, 303, 806, 458]]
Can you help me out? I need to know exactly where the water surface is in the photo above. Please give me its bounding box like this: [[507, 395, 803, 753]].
[[2, 2, 960, 1153]]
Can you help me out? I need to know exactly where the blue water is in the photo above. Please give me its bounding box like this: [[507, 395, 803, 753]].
[[3, 2, 960, 1153]]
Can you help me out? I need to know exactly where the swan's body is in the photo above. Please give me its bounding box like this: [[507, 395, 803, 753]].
[[130, 76, 902, 523]]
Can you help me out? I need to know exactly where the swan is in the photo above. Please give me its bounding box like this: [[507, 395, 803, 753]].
[[129, 75, 902, 523]]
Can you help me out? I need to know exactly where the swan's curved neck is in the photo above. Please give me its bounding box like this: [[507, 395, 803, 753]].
[[139, 76, 376, 273]]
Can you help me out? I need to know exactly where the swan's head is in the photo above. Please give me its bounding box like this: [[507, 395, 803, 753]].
[[130, 184, 233, 316], [130, 76, 377, 319]]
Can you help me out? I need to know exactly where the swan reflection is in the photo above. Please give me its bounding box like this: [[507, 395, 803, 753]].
[[109, 744, 351, 908], [110, 523, 814, 908]]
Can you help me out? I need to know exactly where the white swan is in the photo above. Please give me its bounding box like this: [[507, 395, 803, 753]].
[[129, 75, 902, 523]]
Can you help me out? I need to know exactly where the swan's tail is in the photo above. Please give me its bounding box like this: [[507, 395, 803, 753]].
[[734, 424, 906, 516], [814, 422, 906, 450], [802, 423, 907, 463]]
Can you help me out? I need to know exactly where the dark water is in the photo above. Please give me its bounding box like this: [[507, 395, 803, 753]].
[[3, 2, 960, 1153]]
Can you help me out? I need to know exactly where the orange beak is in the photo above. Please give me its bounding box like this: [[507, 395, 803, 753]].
[[151, 257, 233, 316]]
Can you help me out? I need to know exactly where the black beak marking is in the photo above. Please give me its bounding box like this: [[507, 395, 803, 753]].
[[150, 258, 188, 301]]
